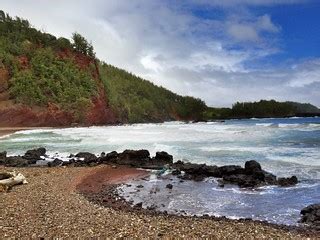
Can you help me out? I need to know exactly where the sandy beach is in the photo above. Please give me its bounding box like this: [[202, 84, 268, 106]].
[[0, 165, 316, 239]]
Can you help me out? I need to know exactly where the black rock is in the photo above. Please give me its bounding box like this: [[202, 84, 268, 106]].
[[75, 152, 98, 164], [23, 147, 46, 163], [171, 169, 181, 176], [179, 173, 206, 182], [0, 151, 7, 160], [277, 176, 298, 187], [300, 203, 320, 228], [173, 162, 220, 177], [100, 151, 118, 163], [135, 202, 143, 208], [218, 165, 245, 177], [154, 151, 173, 164], [117, 149, 150, 167], [223, 174, 262, 188], [166, 184, 173, 189], [3, 156, 29, 167], [48, 158, 63, 167], [245, 160, 262, 174], [263, 171, 277, 185]]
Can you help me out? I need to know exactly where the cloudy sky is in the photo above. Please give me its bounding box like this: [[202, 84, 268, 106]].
[[2, 0, 320, 107]]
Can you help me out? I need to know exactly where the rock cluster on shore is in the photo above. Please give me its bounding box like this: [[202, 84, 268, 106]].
[[0, 148, 298, 189], [300, 204, 320, 229], [0, 148, 298, 188], [173, 159, 298, 188]]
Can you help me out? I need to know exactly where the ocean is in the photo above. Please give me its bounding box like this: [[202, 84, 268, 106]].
[[1, 117, 319, 225]]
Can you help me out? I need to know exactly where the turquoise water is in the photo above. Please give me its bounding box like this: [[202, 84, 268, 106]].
[[1, 117, 319, 225]]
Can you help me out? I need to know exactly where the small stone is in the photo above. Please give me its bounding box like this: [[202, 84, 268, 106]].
[[166, 184, 173, 190]]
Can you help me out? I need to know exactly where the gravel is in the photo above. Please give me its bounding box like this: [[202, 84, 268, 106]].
[[0, 166, 316, 239]]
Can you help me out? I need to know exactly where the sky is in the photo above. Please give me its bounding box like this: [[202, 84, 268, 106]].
[[1, 0, 320, 107]]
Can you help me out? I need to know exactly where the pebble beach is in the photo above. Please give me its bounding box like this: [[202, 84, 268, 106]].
[[0, 165, 316, 239]]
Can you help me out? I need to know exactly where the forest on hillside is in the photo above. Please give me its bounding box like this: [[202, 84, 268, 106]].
[[100, 64, 206, 123]]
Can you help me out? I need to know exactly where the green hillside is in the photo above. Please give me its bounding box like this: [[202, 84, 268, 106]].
[[100, 64, 206, 123], [0, 11, 207, 125], [0, 11, 99, 122]]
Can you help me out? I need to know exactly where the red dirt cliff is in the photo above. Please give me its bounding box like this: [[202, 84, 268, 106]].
[[0, 50, 116, 127]]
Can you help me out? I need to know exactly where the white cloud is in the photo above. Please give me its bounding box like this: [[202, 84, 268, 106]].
[[228, 23, 260, 42], [226, 14, 279, 42], [0, 0, 318, 107], [288, 60, 320, 87], [257, 14, 280, 32]]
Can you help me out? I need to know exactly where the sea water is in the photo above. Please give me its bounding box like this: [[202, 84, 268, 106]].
[[1, 117, 319, 225]]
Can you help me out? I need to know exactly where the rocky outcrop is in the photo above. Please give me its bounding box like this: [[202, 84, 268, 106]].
[[0, 148, 46, 167], [0, 151, 7, 160], [48, 158, 63, 167], [300, 204, 320, 229], [23, 148, 46, 163], [173, 160, 294, 188], [1, 156, 30, 167], [75, 152, 98, 164], [277, 176, 298, 187]]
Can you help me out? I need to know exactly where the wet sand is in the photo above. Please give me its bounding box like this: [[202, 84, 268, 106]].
[[0, 127, 50, 138], [0, 165, 316, 239]]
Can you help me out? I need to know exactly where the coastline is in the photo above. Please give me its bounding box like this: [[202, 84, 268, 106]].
[[0, 165, 317, 238], [0, 127, 51, 138]]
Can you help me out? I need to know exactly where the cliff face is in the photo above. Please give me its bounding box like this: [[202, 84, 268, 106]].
[[0, 50, 116, 127]]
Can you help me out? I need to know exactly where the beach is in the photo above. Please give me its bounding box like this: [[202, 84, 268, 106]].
[[0, 127, 51, 138], [0, 165, 314, 239]]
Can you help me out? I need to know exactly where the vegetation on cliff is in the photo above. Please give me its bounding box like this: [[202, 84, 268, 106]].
[[0, 11, 98, 122], [100, 64, 206, 123]]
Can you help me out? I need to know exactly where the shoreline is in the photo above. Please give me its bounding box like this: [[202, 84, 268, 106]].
[[0, 165, 315, 238], [0, 127, 52, 138], [77, 166, 319, 238]]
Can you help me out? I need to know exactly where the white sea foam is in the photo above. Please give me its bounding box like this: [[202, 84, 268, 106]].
[[1, 118, 319, 176]]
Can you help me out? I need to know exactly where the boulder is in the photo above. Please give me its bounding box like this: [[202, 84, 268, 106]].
[[171, 169, 181, 176], [75, 152, 98, 164], [171, 160, 294, 189], [263, 171, 277, 185], [166, 184, 173, 189], [23, 148, 46, 164], [117, 149, 150, 167], [154, 151, 173, 165], [0, 151, 7, 160], [99, 151, 118, 163], [245, 160, 262, 174], [277, 176, 298, 187], [217, 165, 245, 177], [300, 204, 320, 228], [3, 156, 29, 167], [180, 173, 207, 182], [173, 162, 219, 177], [223, 174, 262, 188], [48, 158, 63, 167]]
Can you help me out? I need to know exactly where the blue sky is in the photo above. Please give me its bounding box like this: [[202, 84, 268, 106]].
[[1, 0, 320, 107], [254, 1, 320, 60]]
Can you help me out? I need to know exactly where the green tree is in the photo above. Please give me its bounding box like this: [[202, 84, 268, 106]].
[[72, 32, 95, 57]]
